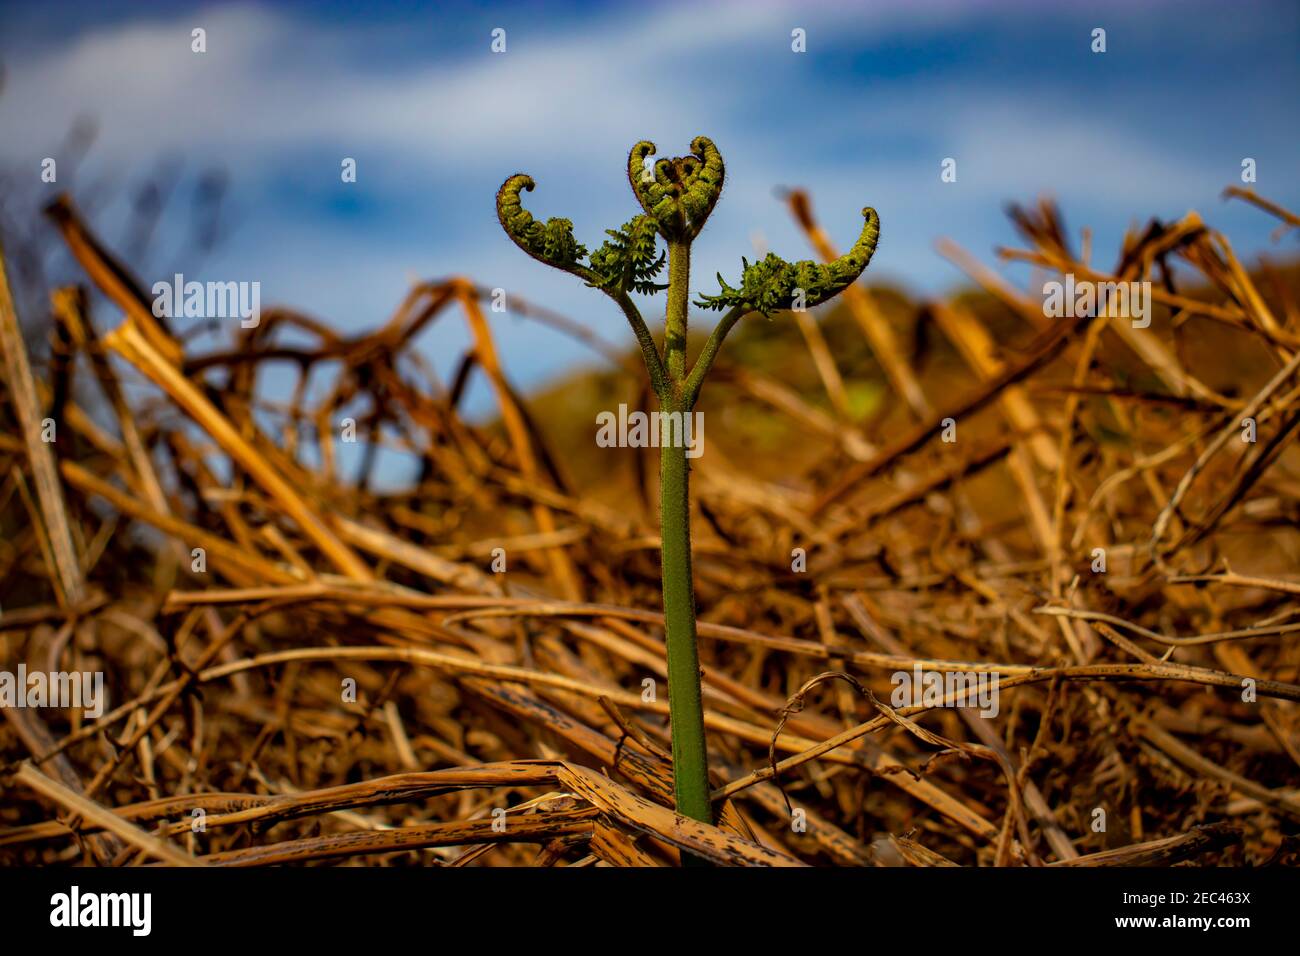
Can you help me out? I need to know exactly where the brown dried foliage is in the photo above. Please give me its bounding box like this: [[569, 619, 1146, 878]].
[[0, 188, 1298, 867]]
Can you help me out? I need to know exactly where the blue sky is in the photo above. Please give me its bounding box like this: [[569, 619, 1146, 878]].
[[1, 0, 1298, 413]]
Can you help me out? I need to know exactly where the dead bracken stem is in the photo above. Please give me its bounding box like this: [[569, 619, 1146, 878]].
[[0, 183, 1298, 868]]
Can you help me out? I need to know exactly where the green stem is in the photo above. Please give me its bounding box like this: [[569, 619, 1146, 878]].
[[658, 392, 711, 826], [612, 291, 667, 395], [664, 241, 690, 381], [657, 236, 711, 829], [684, 304, 748, 406]]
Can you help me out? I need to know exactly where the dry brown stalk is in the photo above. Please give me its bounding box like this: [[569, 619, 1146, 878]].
[[3, 187, 1298, 868]]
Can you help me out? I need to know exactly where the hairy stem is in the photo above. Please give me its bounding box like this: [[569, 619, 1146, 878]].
[[658, 391, 711, 826], [658, 237, 711, 828], [685, 304, 748, 406], [665, 241, 690, 382], [613, 291, 667, 394]]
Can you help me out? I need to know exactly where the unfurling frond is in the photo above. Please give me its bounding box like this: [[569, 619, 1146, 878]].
[[695, 207, 880, 315], [627, 137, 725, 241], [495, 174, 587, 274], [586, 216, 666, 294]]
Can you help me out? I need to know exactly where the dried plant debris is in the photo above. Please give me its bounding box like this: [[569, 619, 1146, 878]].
[[1, 186, 1298, 868]]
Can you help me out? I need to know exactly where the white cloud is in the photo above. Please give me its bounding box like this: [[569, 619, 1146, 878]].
[[0, 1, 996, 167], [2, 0, 1288, 401]]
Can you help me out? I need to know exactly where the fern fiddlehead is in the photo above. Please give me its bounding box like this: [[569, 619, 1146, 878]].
[[627, 137, 725, 242], [695, 206, 880, 315], [495, 174, 587, 275], [496, 140, 879, 837]]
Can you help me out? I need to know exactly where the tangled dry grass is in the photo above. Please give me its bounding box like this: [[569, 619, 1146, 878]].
[[1, 186, 1298, 867]]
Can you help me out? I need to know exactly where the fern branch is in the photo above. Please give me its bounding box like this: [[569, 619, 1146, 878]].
[[695, 207, 880, 316]]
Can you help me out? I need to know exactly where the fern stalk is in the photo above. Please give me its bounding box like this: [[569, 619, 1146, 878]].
[[496, 138, 880, 830]]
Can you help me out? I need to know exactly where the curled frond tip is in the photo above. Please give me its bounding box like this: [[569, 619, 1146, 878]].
[[695, 207, 879, 316], [495, 173, 587, 273], [627, 137, 725, 241]]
